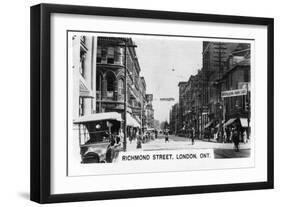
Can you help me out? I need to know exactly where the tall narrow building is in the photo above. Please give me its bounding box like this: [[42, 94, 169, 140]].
[[72, 35, 97, 120]]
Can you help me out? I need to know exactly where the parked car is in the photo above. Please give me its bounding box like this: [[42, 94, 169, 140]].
[[73, 112, 122, 163]]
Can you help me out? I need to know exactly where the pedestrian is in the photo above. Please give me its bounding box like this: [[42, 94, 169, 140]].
[[232, 127, 240, 152], [191, 127, 195, 145], [214, 130, 217, 141], [226, 127, 230, 143], [243, 130, 247, 143], [207, 128, 210, 141], [111, 135, 122, 162], [186, 127, 189, 140], [105, 138, 115, 163], [136, 137, 142, 149], [165, 130, 169, 143], [222, 128, 226, 143]]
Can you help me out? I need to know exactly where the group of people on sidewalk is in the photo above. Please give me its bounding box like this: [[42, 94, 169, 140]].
[[182, 124, 249, 152], [204, 125, 249, 144], [213, 125, 248, 152]]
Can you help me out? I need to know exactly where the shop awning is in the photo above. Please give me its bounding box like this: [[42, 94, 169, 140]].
[[204, 121, 213, 129], [126, 113, 140, 128], [74, 112, 122, 124], [224, 118, 237, 127], [240, 118, 249, 128]]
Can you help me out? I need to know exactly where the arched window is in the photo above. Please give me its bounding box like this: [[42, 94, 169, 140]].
[[118, 78, 125, 100], [96, 72, 102, 92], [106, 72, 115, 92]]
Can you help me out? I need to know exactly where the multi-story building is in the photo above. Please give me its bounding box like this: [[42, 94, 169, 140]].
[[170, 42, 251, 141], [169, 103, 179, 135], [72, 36, 151, 140], [139, 77, 147, 130], [219, 43, 251, 128], [177, 70, 204, 137], [72, 35, 98, 156], [95, 37, 147, 131], [72, 35, 97, 120], [145, 94, 154, 128], [178, 81, 188, 134], [202, 42, 251, 141], [202, 42, 239, 123]]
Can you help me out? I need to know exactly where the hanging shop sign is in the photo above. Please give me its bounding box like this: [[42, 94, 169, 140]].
[[221, 89, 247, 98]]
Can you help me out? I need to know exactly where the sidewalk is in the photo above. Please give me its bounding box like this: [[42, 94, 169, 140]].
[[126, 138, 251, 152]]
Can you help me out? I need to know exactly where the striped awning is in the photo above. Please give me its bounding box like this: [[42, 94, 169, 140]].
[[126, 113, 140, 128], [224, 118, 237, 127]]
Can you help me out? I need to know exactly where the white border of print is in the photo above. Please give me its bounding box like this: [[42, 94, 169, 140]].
[[51, 13, 267, 195]]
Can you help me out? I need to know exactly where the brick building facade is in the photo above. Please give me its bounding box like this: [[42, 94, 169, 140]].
[[170, 41, 251, 140]]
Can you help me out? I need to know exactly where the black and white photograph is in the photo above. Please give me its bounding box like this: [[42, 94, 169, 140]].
[[28, 2, 274, 203], [68, 32, 253, 176]]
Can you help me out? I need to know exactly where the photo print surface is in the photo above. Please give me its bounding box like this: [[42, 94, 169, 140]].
[[67, 31, 254, 176]]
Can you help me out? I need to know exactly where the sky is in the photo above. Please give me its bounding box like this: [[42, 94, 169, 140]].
[[133, 36, 202, 123]]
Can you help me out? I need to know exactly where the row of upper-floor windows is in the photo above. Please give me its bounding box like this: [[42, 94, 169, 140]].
[[96, 46, 140, 88], [96, 72, 125, 94], [97, 46, 123, 65], [96, 73, 142, 105]]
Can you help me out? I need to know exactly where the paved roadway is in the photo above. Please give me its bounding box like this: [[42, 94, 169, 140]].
[[127, 134, 251, 158]]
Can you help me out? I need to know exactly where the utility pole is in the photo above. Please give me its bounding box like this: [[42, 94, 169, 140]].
[[246, 83, 250, 140], [175, 105, 177, 136], [140, 88, 144, 139], [214, 42, 226, 142], [123, 44, 127, 151], [99, 75, 102, 112]]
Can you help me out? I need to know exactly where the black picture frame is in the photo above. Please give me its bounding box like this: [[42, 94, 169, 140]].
[[30, 3, 274, 204]]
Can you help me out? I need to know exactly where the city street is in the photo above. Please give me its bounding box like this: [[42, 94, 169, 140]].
[[127, 134, 251, 158]]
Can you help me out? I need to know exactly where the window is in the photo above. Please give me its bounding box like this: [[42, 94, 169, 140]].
[[96, 72, 102, 92], [79, 97, 85, 116], [79, 50, 86, 78], [244, 69, 250, 82], [97, 46, 101, 63], [101, 47, 107, 62], [118, 79, 125, 100], [97, 57, 102, 63], [114, 47, 122, 64], [107, 72, 115, 92], [107, 58, 114, 64], [107, 47, 114, 64]]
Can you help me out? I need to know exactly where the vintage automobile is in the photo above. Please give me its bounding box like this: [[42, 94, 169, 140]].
[[73, 112, 122, 164]]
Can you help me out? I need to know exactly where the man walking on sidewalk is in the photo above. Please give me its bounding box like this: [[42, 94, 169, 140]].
[[165, 130, 169, 143], [191, 127, 195, 145]]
